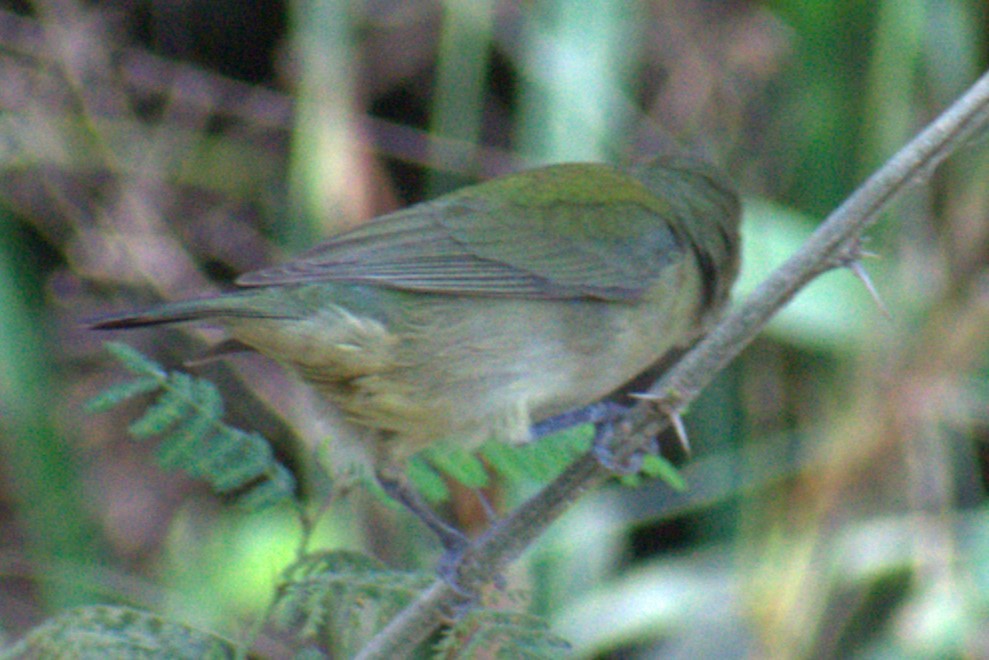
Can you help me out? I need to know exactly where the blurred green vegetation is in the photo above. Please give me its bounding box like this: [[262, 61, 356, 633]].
[[1, 0, 988, 656]]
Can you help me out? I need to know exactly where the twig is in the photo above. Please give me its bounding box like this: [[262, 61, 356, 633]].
[[356, 69, 989, 659]]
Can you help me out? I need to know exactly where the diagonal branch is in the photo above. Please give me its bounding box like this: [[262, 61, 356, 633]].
[[357, 69, 989, 659]]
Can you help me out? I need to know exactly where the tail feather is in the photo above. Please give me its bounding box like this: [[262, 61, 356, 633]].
[[90, 307, 214, 330], [89, 295, 286, 330]]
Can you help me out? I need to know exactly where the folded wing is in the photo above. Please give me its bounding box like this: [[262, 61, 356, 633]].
[[237, 165, 685, 302]]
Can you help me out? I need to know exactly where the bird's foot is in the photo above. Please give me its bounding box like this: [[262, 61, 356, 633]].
[[436, 543, 477, 603], [591, 417, 648, 475], [533, 402, 648, 474]]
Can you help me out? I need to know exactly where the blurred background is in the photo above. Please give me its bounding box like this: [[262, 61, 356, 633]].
[[1, 0, 989, 656]]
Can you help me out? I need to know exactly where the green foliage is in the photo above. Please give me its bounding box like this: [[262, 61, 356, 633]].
[[0, 605, 238, 659], [270, 550, 433, 657], [414, 419, 685, 504], [481, 426, 591, 485], [425, 445, 491, 491], [438, 609, 571, 659], [406, 454, 454, 504], [269, 551, 571, 658], [1, 551, 571, 658], [411, 428, 592, 505], [619, 454, 687, 491], [87, 342, 296, 510]]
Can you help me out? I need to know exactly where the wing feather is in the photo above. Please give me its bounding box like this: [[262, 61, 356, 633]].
[[237, 164, 685, 301]]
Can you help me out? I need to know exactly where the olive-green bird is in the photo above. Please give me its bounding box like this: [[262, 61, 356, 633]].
[[94, 153, 741, 545]]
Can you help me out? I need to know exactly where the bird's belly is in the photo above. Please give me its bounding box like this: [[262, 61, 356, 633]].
[[384, 269, 702, 448]]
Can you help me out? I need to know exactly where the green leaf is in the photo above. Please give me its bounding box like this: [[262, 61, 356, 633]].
[[196, 429, 275, 492], [88, 343, 296, 509], [478, 426, 590, 489], [424, 444, 490, 490], [234, 464, 297, 510], [103, 341, 167, 378], [406, 456, 450, 503], [127, 381, 194, 438], [639, 454, 686, 491], [480, 441, 539, 482], [737, 199, 881, 353], [153, 405, 221, 471], [83, 376, 161, 413]]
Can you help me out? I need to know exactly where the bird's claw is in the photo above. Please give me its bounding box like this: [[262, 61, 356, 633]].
[[591, 419, 646, 474], [436, 543, 477, 602]]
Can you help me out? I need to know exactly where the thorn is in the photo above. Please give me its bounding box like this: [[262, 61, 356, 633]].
[[630, 391, 691, 458], [836, 236, 890, 318], [667, 409, 692, 458], [847, 260, 891, 319]]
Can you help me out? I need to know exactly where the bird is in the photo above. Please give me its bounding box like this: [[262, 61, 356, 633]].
[[92, 152, 742, 549]]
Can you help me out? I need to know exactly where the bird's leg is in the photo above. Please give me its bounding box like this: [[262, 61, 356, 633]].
[[376, 470, 478, 598], [530, 401, 628, 439], [375, 469, 470, 556], [532, 401, 645, 474]]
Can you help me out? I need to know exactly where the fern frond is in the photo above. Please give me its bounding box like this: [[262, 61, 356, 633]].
[[234, 464, 297, 510], [437, 609, 571, 658], [2, 605, 239, 658], [520, 427, 591, 475], [104, 340, 168, 377], [127, 375, 196, 438], [89, 342, 296, 510], [84, 376, 162, 413], [271, 550, 432, 658], [153, 396, 222, 470], [190, 428, 282, 495]]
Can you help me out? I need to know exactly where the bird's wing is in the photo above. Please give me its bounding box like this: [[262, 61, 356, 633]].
[[237, 165, 685, 302]]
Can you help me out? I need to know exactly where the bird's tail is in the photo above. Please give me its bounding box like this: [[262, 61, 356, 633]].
[[89, 293, 285, 330]]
